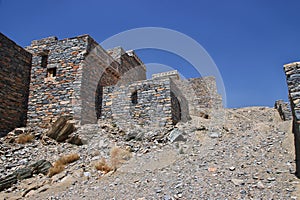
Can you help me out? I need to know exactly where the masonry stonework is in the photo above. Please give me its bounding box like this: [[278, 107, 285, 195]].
[[0, 33, 223, 136], [101, 70, 223, 129], [0, 33, 32, 136], [25, 35, 145, 128], [284, 61, 300, 176], [274, 100, 292, 121]]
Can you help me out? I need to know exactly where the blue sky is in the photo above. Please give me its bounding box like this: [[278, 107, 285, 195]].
[[1, 0, 300, 108]]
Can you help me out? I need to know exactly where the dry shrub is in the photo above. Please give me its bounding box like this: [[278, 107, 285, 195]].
[[94, 146, 132, 173], [48, 153, 80, 177], [95, 158, 113, 174], [110, 146, 132, 169], [57, 153, 80, 165], [48, 162, 65, 177], [16, 134, 34, 144]]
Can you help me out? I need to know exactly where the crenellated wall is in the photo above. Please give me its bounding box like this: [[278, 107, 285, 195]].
[[0, 33, 32, 136]]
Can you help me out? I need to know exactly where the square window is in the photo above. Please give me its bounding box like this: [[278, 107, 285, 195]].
[[47, 68, 56, 77]]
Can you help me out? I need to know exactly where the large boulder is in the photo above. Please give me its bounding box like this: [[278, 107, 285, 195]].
[[46, 116, 76, 142], [0, 160, 52, 191]]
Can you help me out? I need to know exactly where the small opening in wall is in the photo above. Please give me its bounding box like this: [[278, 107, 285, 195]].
[[47, 68, 57, 77], [41, 55, 48, 67], [131, 91, 138, 105]]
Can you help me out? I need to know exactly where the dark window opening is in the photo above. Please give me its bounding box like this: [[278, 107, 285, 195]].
[[131, 91, 138, 105], [41, 55, 48, 67], [47, 68, 56, 77]]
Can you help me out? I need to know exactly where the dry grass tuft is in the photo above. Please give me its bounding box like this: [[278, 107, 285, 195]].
[[110, 146, 132, 169], [48, 162, 65, 177], [16, 134, 34, 144], [94, 146, 132, 174], [48, 153, 80, 177], [57, 153, 80, 165], [95, 158, 113, 174]]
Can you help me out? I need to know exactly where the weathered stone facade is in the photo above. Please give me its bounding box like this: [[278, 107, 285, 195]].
[[284, 61, 300, 176], [0, 33, 223, 135], [25, 35, 145, 128], [101, 77, 190, 129], [153, 71, 222, 119], [102, 70, 223, 129], [274, 100, 292, 121], [0, 33, 32, 136]]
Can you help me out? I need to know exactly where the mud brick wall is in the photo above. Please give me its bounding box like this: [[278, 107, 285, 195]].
[[284, 61, 300, 176], [0, 33, 32, 136], [101, 78, 175, 129]]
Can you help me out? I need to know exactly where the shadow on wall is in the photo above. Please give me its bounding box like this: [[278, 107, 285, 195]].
[[293, 121, 300, 178]]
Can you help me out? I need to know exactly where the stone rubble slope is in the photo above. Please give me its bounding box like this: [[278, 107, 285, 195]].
[[0, 107, 299, 199]]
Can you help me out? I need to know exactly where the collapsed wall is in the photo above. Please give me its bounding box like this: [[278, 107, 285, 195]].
[[0, 33, 32, 136]]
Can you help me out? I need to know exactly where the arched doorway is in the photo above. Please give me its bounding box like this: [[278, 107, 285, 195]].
[[95, 68, 120, 119]]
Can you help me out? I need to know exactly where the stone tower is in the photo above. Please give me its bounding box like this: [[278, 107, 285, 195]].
[[26, 35, 146, 128], [0, 33, 32, 136]]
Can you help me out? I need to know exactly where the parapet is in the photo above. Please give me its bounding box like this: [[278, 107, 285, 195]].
[[152, 70, 180, 80]]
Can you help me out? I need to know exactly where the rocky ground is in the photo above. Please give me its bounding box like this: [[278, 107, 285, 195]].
[[0, 107, 299, 199]]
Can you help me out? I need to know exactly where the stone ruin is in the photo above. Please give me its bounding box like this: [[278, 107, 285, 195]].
[[0, 33, 223, 136], [274, 100, 292, 121], [284, 61, 300, 177]]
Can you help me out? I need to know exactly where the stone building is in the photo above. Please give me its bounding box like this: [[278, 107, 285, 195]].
[[102, 70, 223, 129], [25, 35, 146, 128], [0, 33, 32, 136], [0, 33, 223, 135]]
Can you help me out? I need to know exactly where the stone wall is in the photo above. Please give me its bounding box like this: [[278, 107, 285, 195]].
[[188, 76, 223, 109], [101, 78, 176, 129], [107, 47, 146, 85], [166, 75, 222, 118], [81, 37, 120, 124], [0, 33, 32, 136], [25, 35, 89, 127], [274, 100, 292, 121], [169, 79, 190, 122], [284, 61, 300, 176], [26, 35, 147, 128]]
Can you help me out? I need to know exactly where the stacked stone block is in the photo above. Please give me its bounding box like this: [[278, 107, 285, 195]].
[[26, 35, 146, 128], [101, 78, 176, 129], [0, 33, 32, 136], [274, 100, 292, 121], [284, 61, 300, 176]]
